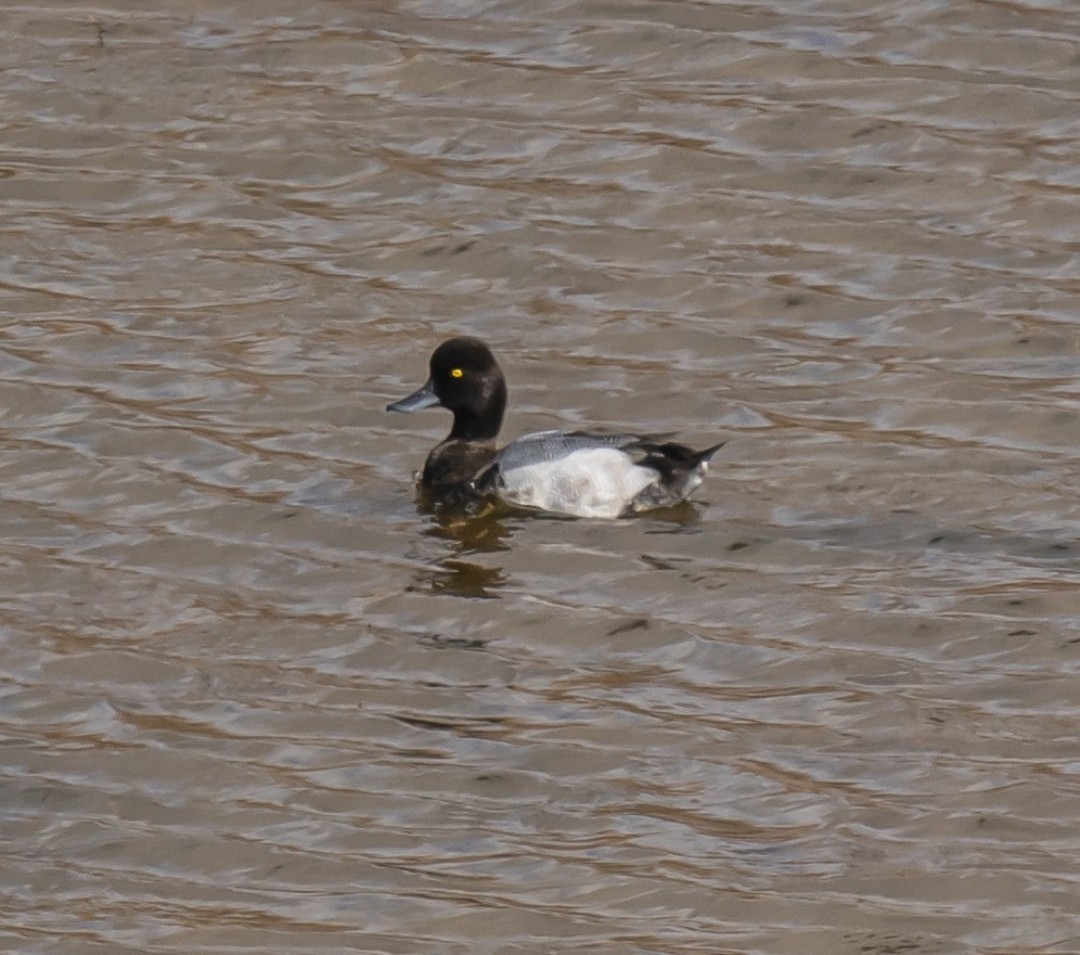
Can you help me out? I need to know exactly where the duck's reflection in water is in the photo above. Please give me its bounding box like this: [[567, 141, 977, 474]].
[[415, 500, 514, 599], [408, 493, 709, 598]]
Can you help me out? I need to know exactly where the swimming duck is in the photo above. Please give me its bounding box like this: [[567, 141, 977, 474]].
[[386, 337, 722, 518]]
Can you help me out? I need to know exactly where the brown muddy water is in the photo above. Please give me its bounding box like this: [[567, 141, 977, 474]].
[[3, 2, 1080, 953]]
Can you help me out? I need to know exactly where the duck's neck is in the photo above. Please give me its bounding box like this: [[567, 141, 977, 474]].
[[448, 382, 506, 442]]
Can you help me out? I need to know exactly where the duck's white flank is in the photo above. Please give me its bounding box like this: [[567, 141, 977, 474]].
[[494, 447, 659, 518]]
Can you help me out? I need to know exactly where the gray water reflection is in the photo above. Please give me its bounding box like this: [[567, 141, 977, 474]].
[[420, 507, 514, 597], [3, 1, 1080, 954]]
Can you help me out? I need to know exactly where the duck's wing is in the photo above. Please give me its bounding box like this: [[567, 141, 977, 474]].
[[470, 430, 680, 518], [480, 430, 659, 473], [473, 429, 724, 518]]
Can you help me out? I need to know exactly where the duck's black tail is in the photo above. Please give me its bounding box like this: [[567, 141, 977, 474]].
[[638, 440, 724, 476]]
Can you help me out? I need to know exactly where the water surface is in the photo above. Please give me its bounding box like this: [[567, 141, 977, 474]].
[[3, 2, 1080, 953]]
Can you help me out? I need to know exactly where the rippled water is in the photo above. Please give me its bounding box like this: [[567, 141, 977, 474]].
[[3, 1, 1080, 953]]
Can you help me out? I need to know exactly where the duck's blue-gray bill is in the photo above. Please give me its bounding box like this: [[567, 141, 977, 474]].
[[387, 378, 441, 413]]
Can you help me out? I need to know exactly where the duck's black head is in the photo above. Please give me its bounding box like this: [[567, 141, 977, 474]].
[[387, 336, 507, 441]]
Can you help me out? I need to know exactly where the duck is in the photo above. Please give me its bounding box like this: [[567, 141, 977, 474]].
[[386, 337, 723, 519]]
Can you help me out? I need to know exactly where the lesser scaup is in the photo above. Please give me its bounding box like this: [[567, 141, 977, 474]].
[[386, 337, 722, 518]]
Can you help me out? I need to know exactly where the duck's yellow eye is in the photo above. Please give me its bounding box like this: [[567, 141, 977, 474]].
[[450, 368, 464, 379]]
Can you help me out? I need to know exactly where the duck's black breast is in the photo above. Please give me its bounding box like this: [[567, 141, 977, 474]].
[[421, 439, 498, 497]]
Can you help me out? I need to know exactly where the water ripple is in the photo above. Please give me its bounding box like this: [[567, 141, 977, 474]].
[[3, 2, 1080, 954]]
